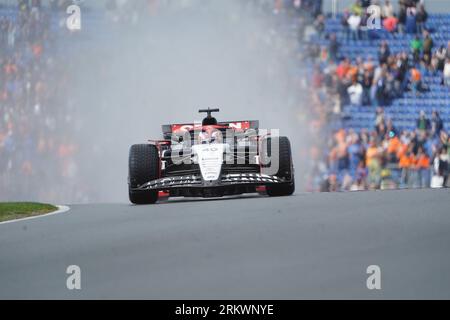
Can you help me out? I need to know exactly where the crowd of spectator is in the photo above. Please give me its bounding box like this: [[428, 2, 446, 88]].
[[0, 0, 87, 202], [309, 108, 449, 192], [313, 35, 450, 108], [297, 0, 450, 191], [339, 0, 429, 38], [306, 6, 450, 108]]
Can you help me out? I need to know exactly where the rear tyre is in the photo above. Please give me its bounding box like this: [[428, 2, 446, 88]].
[[262, 136, 295, 197], [128, 144, 160, 204]]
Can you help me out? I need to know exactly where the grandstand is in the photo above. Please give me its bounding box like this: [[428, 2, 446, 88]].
[[297, 0, 449, 191], [310, 13, 450, 132]]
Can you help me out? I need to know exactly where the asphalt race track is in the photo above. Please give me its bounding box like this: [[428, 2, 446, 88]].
[[0, 189, 449, 299]]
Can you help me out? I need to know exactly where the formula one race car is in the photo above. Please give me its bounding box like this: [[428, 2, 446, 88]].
[[128, 108, 295, 204]]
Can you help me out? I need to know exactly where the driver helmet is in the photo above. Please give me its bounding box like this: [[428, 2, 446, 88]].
[[198, 128, 222, 144]]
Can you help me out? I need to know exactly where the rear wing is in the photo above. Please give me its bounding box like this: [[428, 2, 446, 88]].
[[162, 120, 259, 139]]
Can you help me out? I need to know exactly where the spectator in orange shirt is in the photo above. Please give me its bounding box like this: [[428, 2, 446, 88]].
[[366, 140, 381, 188], [396, 138, 409, 160], [410, 67, 422, 94], [416, 147, 431, 188], [366, 140, 379, 166], [399, 150, 412, 187], [408, 151, 420, 188], [387, 134, 401, 163], [336, 58, 351, 80], [347, 64, 359, 80], [383, 15, 398, 33]]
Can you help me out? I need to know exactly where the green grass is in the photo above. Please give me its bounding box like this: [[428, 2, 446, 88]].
[[0, 203, 58, 223]]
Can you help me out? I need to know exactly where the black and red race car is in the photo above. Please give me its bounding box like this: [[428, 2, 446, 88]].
[[128, 108, 295, 204]]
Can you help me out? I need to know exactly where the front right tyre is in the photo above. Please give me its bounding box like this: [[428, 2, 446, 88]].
[[261, 136, 295, 197]]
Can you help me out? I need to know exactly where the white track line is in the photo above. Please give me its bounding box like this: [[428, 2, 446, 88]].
[[0, 205, 70, 225]]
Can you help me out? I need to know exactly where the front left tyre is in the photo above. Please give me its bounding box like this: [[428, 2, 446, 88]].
[[128, 144, 160, 204]]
